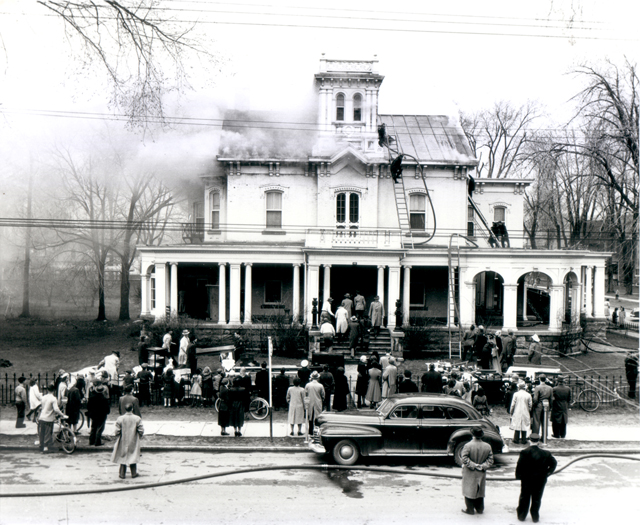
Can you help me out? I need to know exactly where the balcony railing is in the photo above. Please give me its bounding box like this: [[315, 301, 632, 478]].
[[182, 222, 204, 243]]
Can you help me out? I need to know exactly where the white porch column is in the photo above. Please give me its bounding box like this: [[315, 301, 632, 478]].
[[548, 285, 564, 331], [377, 266, 385, 307], [502, 284, 518, 331], [218, 263, 227, 325], [141, 274, 150, 316], [306, 265, 320, 326], [460, 280, 476, 328], [244, 263, 252, 325], [593, 264, 606, 318], [585, 266, 594, 317], [154, 263, 167, 321], [522, 282, 529, 320], [292, 264, 301, 324], [229, 264, 241, 324], [323, 264, 331, 303], [170, 263, 178, 318], [387, 266, 401, 329], [402, 266, 411, 327]]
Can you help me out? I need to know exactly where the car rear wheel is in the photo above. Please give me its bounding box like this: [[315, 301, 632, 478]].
[[454, 440, 470, 467], [332, 439, 360, 466]]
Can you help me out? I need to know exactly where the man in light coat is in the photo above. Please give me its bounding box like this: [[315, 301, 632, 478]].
[[382, 357, 398, 398], [111, 403, 144, 479], [305, 371, 325, 435], [460, 427, 494, 515], [511, 382, 533, 444], [179, 330, 191, 367], [368, 296, 384, 337], [528, 334, 542, 364], [354, 291, 366, 320]]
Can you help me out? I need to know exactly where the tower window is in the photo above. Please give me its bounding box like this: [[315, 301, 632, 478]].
[[210, 191, 220, 229], [336, 93, 345, 121], [353, 93, 362, 121], [266, 191, 282, 228], [336, 192, 359, 229], [409, 194, 426, 230], [494, 206, 506, 222]]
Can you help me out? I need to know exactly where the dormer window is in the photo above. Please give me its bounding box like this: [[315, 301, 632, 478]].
[[336, 192, 359, 229], [336, 93, 345, 121], [353, 93, 362, 121]]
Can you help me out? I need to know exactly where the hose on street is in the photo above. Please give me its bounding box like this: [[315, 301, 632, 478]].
[[1, 453, 638, 498]]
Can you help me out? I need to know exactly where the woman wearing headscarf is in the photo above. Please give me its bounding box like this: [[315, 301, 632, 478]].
[[355, 356, 369, 408], [510, 382, 533, 444], [332, 367, 350, 412], [286, 377, 306, 436], [228, 376, 246, 437], [528, 334, 542, 365], [217, 377, 231, 435], [365, 358, 382, 409], [201, 366, 214, 407]]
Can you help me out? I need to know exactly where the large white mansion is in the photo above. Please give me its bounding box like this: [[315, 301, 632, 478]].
[[138, 57, 607, 338]]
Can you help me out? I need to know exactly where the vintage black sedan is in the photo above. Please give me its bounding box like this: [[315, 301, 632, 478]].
[[309, 394, 506, 466]]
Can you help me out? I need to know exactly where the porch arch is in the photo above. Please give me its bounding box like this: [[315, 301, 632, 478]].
[[517, 271, 553, 327], [473, 271, 504, 327]]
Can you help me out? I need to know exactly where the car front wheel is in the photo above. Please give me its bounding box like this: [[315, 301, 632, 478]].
[[453, 440, 470, 467], [332, 439, 360, 466]]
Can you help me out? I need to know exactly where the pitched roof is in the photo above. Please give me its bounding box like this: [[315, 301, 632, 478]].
[[379, 115, 477, 166]]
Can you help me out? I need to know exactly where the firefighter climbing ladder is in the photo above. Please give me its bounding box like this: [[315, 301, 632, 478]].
[[467, 195, 501, 247], [393, 175, 414, 249]]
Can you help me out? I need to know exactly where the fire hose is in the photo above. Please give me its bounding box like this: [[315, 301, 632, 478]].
[[1, 453, 638, 498]]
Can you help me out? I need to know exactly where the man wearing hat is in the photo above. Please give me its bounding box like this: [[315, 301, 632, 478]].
[[510, 381, 533, 444], [501, 329, 516, 371], [178, 330, 191, 367], [471, 326, 488, 365], [528, 334, 542, 365], [460, 427, 494, 515], [551, 377, 571, 438], [368, 296, 384, 338], [348, 315, 361, 358], [341, 293, 353, 317], [305, 371, 325, 435], [515, 433, 557, 522], [354, 291, 366, 320], [531, 374, 553, 436], [137, 364, 153, 407]]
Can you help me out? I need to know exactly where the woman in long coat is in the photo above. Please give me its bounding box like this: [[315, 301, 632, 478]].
[[355, 356, 369, 408], [365, 361, 382, 408], [332, 367, 350, 412], [111, 403, 144, 479], [286, 377, 305, 436], [335, 305, 349, 341], [368, 296, 384, 337], [217, 378, 231, 435], [227, 377, 246, 437], [510, 382, 533, 444], [201, 367, 214, 407]]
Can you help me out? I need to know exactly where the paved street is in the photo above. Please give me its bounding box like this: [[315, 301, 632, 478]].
[[1, 451, 638, 524]]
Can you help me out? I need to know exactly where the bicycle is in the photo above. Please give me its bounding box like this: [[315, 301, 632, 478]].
[[570, 380, 601, 412], [214, 391, 270, 420], [54, 416, 77, 454]]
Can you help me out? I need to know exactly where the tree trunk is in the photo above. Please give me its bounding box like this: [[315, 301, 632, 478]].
[[96, 258, 107, 321], [20, 174, 33, 318], [119, 259, 131, 321]]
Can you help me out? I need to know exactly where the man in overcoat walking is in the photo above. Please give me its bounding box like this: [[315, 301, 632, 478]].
[[111, 403, 145, 479], [515, 433, 557, 522], [460, 428, 494, 515], [551, 377, 571, 438], [305, 371, 325, 435]]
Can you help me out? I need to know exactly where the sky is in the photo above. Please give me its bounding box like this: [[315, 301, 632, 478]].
[[0, 0, 637, 191]]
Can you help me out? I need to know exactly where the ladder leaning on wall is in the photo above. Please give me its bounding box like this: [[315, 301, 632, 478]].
[[393, 174, 414, 249]]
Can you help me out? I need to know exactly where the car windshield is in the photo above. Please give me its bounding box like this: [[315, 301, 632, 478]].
[[376, 399, 394, 417]]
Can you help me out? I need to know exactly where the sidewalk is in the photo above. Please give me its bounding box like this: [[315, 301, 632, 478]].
[[2, 419, 639, 455]]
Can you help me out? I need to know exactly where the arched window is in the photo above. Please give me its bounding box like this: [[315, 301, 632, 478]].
[[409, 194, 426, 230], [494, 206, 506, 223], [336, 93, 345, 121], [209, 191, 220, 229], [265, 191, 282, 228], [353, 93, 362, 121], [336, 192, 359, 229]]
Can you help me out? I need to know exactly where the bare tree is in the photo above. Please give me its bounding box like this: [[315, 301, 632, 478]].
[[37, 1, 216, 127], [114, 172, 174, 320], [460, 101, 541, 178]]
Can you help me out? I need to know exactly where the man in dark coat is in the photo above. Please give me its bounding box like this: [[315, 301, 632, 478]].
[[137, 336, 149, 367], [501, 329, 516, 371], [348, 316, 361, 358], [461, 325, 476, 362], [551, 376, 571, 438], [298, 360, 311, 387], [119, 385, 142, 418], [398, 370, 419, 393], [87, 379, 111, 446], [319, 365, 335, 412], [273, 368, 290, 410], [136, 364, 153, 407], [531, 374, 553, 435], [515, 433, 557, 522], [254, 362, 270, 400], [472, 326, 488, 364], [421, 364, 443, 393], [625, 352, 638, 399]]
